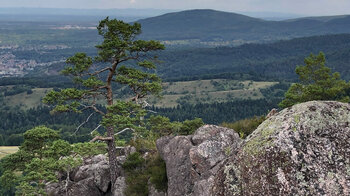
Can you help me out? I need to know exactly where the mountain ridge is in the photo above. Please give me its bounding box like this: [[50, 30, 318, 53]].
[[137, 9, 350, 43]]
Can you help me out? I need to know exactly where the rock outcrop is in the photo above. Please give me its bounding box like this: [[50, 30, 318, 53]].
[[48, 101, 350, 196], [46, 146, 136, 196], [157, 125, 241, 196], [213, 101, 350, 195], [157, 101, 350, 196]]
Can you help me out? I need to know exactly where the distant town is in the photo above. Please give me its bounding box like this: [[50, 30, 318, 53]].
[[0, 45, 67, 77]]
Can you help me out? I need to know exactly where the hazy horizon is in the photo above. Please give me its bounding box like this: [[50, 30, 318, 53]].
[[0, 0, 349, 16]]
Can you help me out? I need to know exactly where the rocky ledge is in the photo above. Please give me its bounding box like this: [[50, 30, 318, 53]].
[[46, 147, 135, 196], [156, 125, 241, 196], [46, 101, 350, 196], [158, 101, 350, 195]]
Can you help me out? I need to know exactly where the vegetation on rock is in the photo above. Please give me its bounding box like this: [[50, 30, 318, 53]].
[[0, 126, 106, 195], [221, 115, 265, 138]]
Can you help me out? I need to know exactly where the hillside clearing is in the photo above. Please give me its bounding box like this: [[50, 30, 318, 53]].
[[0, 146, 19, 159]]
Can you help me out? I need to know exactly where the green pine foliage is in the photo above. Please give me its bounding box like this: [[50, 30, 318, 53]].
[[279, 52, 350, 108], [0, 126, 107, 195]]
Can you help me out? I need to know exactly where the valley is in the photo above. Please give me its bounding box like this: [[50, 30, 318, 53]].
[[0, 9, 349, 147], [0, 5, 349, 195]]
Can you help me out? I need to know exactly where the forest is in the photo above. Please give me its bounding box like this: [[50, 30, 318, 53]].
[[0, 8, 350, 195]]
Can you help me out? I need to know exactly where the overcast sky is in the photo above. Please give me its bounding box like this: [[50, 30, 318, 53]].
[[1, 0, 350, 16]]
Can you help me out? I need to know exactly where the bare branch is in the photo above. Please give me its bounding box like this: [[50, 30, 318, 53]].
[[115, 128, 135, 135], [142, 100, 151, 108], [74, 113, 94, 134], [90, 124, 102, 135], [147, 109, 157, 114], [90, 136, 113, 142]]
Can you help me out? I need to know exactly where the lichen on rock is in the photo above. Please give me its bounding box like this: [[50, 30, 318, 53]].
[[157, 125, 241, 196], [216, 101, 350, 196]]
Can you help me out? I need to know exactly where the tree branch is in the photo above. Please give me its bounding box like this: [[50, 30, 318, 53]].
[[90, 136, 113, 142], [114, 128, 135, 135], [89, 67, 112, 76], [80, 103, 105, 116], [90, 124, 102, 135], [74, 113, 94, 134]]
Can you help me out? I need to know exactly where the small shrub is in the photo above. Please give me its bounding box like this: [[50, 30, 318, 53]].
[[221, 116, 265, 138], [122, 152, 145, 172], [123, 152, 168, 195], [147, 155, 168, 191]]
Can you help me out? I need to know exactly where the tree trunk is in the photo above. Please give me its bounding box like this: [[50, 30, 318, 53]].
[[107, 126, 118, 195], [106, 64, 118, 195]]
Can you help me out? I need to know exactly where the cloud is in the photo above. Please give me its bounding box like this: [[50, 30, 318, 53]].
[[130, 0, 136, 4]]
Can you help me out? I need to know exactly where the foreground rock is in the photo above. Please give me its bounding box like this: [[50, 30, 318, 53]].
[[46, 146, 136, 196], [157, 125, 241, 196], [47, 101, 350, 195], [214, 101, 350, 195]]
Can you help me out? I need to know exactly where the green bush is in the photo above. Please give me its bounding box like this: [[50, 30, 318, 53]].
[[221, 116, 265, 138], [123, 152, 148, 196], [147, 155, 168, 192], [123, 152, 168, 195]]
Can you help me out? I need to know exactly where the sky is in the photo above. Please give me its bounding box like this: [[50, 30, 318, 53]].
[[1, 0, 350, 16]]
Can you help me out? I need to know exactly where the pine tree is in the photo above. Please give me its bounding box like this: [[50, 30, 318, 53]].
[[43, 17, 164, 193], [279, 52, 350, 108]]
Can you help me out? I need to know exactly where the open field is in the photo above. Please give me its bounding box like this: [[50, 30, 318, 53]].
[[1, 79, 278, 109], [3, 88, 52, 110], [149, 79, 277, 107], [0, 146, 19, 159]]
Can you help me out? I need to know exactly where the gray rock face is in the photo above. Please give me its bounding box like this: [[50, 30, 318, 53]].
[[46, 146, 136, 196], [214, 101, 350, 195], [113, 177, 126, 196], [73, 154, 111, 193], [156, 125, 241, 196], [157, 135, 194, 196], [46, 155, 111, 196], [148, 181, 167, 196]]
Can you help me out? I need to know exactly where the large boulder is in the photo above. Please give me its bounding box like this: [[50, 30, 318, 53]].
[[46, 146, 136, 196], [46, 155, 111, 196], [214, 101, 350, 195], [157, 125, 241, 196], [157, 135, 194, 196]]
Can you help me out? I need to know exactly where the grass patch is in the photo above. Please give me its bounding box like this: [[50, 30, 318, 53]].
[[0, 146, 19, 159], [149, 79, 277, 107], [3, 88, 52, 109]]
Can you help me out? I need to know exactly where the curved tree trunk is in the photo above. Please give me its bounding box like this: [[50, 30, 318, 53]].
[[106, 62, 118, 195]]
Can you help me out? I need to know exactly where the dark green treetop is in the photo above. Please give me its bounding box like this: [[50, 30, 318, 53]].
[[279, 52, 350, 108]]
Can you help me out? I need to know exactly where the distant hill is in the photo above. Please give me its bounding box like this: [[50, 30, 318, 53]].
[[157, 34, 350, 80], [0, 7, 177, 22], [137, 9, 350, 44]]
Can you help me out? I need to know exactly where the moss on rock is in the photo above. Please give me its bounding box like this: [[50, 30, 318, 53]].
[[216, 101, 350, 196]]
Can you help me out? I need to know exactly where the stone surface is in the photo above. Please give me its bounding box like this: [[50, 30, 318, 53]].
[[157, 135, 194, 196], [148, 181, 167, 196], [113, 177, 126, 196], [74, 155, 111, 193], [46, 146, 135, 196], [214, 101, 350, 195], [47, 101, 350, 196], [156, 125, 241, 196]]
